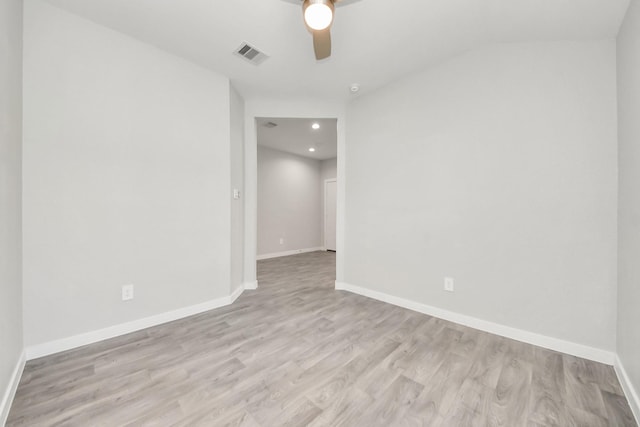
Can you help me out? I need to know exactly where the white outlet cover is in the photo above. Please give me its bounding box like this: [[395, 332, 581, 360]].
[[444, 277, 454, 292], [122, 284, 134, 301]]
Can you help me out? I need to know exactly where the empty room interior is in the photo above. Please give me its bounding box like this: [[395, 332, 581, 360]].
[[2, 0, 640, 425]]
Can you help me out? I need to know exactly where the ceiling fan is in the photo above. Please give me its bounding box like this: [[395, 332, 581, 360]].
[[285, 0, 360, 60]]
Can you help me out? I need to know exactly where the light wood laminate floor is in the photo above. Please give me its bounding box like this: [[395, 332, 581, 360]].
[[7, 251, 637, 426]]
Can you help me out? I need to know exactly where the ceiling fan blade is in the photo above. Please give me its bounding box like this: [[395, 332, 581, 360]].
[[333, 0, 362, 6], [313, 28, 331, 60]]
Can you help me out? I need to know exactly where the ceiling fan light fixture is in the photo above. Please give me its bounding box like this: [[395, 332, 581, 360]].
[[303, 0, 334, 31]]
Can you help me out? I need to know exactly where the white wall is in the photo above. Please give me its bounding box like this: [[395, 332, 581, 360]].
[[320, 158, 337, 248], [230, 86, 245, 292], [345, 41, 618, 353], [320, 158, 337, 183], [617, 0, 640, 416], [0, 0, 24, 421], [257, 146, 321, 256], [23, 0, 232, 347]]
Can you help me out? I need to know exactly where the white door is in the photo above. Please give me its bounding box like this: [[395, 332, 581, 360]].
[[324, 179, 337, 251]]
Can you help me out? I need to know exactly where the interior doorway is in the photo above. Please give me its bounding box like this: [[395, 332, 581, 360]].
[[243, 103, 345, 292], [255, 117, 337, 268]]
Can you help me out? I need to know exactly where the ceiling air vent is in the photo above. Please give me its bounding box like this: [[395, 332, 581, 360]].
[[234, 42, 269, 65]]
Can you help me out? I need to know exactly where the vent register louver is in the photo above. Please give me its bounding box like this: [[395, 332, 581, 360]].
[[234, 43, 269, 65]]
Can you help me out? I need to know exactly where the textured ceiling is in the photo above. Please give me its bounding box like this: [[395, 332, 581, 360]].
[[44, 0, 630, 101]]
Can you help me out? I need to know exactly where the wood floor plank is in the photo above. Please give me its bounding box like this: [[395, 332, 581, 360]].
[[402, 326, 464, 386], [409, 352, 474, 421], [307, 386, 373, 427], [564, 353, 609, 421], [306, 338, 400, 409], [355, 375, 424, 427], [489, 352, 533, 427], [6, 251, 637, 426], [463, 334, 509, 390], [526, 348, 568, 426], [602, 389, 638, 426]]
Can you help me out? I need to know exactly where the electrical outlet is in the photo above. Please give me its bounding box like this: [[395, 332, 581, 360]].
[[122, 284, 134, 301], [279, 238, 284, 245], [233, 189, 240, 199], [444, 277, 454, 292]]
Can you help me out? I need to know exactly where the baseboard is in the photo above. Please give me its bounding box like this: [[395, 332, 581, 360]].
[[615, 355, 640, 425], [230, 284, 244, 303], [0, 350, 26, 426], [26, 289, 244, 361], [257, 247, 324, 260], [243, 280, 258, 290], [335, 281, 615, 365]]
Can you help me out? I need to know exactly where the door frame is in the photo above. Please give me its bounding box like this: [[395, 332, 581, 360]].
[[324, 178, 337, 251], [243, 98, 346, 289]]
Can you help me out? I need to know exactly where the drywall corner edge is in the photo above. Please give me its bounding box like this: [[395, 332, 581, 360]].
[[335, 282, 615, 365], [0, 350, 26, 426]]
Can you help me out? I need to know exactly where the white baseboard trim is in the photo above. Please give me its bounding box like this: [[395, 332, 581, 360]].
[[230, 285, 244, 304], [26, 290, 244, 361], [614, 355, 640, 425], [243, 280, 258, 290], [0, 350, 26, 426], [335, 281, 615, 365], [257, 247, 324, 260]]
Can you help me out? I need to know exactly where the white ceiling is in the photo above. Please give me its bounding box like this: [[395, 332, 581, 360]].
[[43, 0, 630, 102], [257, 118, 337, 160]]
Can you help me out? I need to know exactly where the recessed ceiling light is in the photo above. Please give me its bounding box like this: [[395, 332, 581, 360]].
[[350, 83, 360, 93], [312, 123, 320, 130], [309, 148, 316, 152]]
